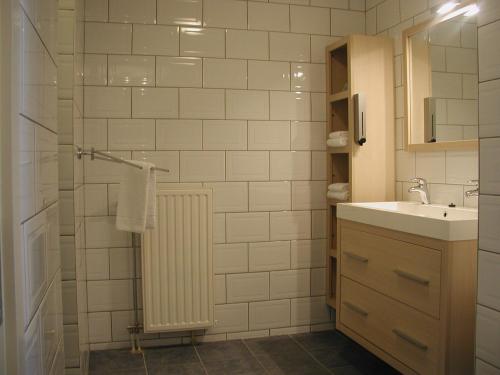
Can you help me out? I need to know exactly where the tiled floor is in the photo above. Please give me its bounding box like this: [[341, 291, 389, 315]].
[[89, 331, 401, 375]]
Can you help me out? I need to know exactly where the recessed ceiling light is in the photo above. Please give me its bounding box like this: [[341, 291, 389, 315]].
[[464, 4, 480, 16]]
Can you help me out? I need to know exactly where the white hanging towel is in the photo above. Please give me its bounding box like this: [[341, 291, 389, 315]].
[[116, 161, 157, 233]]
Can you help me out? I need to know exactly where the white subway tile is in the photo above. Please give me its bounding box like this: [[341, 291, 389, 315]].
[[311, 36, 339, 63], [109, 248, 136, 279], [415, 152, 446, 184], [85, 0, 108, 22], [479, 195, 500, 254], [270, 92, 311, 121], [291, 63, 326, 92], [157, 0, 202, 26], [203, 182, 248, 212], [133, 25, 179, 56], [226, 330, 270, 340], [290, 5, 330, 35], [311, 267, 326, 295], [446, 47, 477, 74], [226, 151, 269, 181], [248, 2, 289, 32], [311, 93, 327, 122], [447, 99, 478, 126], [226, 90, 270, 120], [108, 119, 155, 150], [85, 216, 131, 248], [203, 120, 247, 150], [249, 300, 291, 330], [84, 87, 131, 118], [226, 212, 270, 243], [249, 241, 291, 272], [214, 213, 226, 244], [226, 30, 269, 60], [479, 80, 500, 138], [249, 181, 291, 211], [180, 88, 225, 119], [156, 57, 202, 88], [227, 272, 269, 303], [311, 210, 327, 239], [84, 151, 131, 183], [109, 0, 156, 23], [180, 27, 225, 58], [248, 121, 291, 150], [86, 249, 110, 280], [214, 275, 226, 304], [291, 239, 327, 269], [311, 0, 348, 8], [476, 358, 500, 375], [395, 150, 415, 182], [476, 305, 500, 368], [428, 184, 463, 207], [478, 0, 500, 27], [400, 0, 426, 20], [203, 0, 247, 29], [248, 61, 290, 91], [214, 243, 248, 274], [331, 9, 365, 35], [203, 58, 247, 89], [291, 181, 326, 210], [132, 151, 180, 183], [84, 119, 108, 150], [88, 312, 112, 343], [85, 23, 132, 54], [481, 138, 500, 195], [270, 151, 311, 180], [180, 151, 225, 182], [270, 269, 310, 299], [270, 32, 310, 62], [132, 88, 179, 118], [376, 0, 399, 32], [87, 279, 134, 312], [479, 20, 500, 82], [291, 296, 330, 325], [156, 120, 203, 150], [431, 72, 462, 99], [210, 303, 248, 333], [291, 121, 326, 150], [84, 54, 107, 85], [270, 211, 311, 240]]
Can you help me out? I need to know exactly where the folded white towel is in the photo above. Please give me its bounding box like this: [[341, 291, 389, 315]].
[[327, 137, 348, 148], [328, 183, 350, 192], [116, 161, 157, 233], [327, 190, 350, 201], [329, 131, 349, 139]]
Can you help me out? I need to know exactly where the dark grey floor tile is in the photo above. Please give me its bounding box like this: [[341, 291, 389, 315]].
[[293, 331, 352, 350], [245, 336, 330, 375], [144, 345, 200, 365], [203, 357, 266, 375], [90, 370, 147, 375], [147, 362, 207, 375], [196, 340, 253, 362], [89, 349, 145, 373]]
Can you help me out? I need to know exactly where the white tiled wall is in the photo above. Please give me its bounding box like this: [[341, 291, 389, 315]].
[[81, 0, 373, 347], [367, 0, 479, 208], [477, 0, 500, 373]]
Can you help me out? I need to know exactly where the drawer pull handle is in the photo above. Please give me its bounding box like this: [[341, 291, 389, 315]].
[[344, 301, 368, 316], [344, 251, 368, 263], [392, 328, 428, 351], [394, 268, 429, 286]]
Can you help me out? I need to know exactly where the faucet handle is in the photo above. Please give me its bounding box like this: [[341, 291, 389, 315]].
[[409, 177, 427, 186]]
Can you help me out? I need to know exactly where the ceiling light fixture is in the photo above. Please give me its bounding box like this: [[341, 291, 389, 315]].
[[436, 1, 459, 14], [464, 4, 480, 16]]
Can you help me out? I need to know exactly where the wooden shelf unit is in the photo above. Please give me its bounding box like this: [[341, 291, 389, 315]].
[[325, 35, 395, 309]]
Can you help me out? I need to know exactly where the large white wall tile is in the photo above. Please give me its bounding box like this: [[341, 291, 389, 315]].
[[87, 280, 133, 311], [180, 28, 225, 58], [291, 239, 327, 268], [203, 59, 247, 89], [291, 63, 326, 92], [331, 9, 365, 35], [248, 61, 290, 91], [156, 57, 202, 87], [226, 272, 269, 303], [478, 250, 500, 311], [249, 181, 291, 211], [226, 30, 268, 60], [270, 32, 310, 62], [291, 296, 330, 325], [210, 303, 248, 333], [249, 241, 291, 272], [203, 120, 247, 150], [84, 87, 131, 118], [226, 90, 269, 120], [132, 88, 179, 118], [132, 151, 180, 182], [133, 25, 179, 56], [292, 181, 327, 210], [203, 0, 247, 29], [270, 92, 311, 121], [270, 151, 311, 180], [180, 151, 225, 182], [479, 195, 500, 254], [203, 182, 248, 212], [445, 151, 478, 185], [109, 0, 156, 23], [479, 20, 500, 82], [479, 80, 500, 138], [226, 212, 270, 243], [85, 217, 131, 248], [157, 0, 202, 26], [248, 2, 289, 32], [248, 121, 291, 150], [85, 23, 132, 54], [270, 211, 311, 240], [156, 120, 202, 150], [214, 243, 248, 274], [226, 151, 269, 181], [180, 88, 225, 119], [249, 300, 290, 330], [476, 305, 500, 368], [290, 5, 330, 35], [480, 138, 500, 195], [108, 119, 155, 150], [291, 121, 326, 150], [270, 269, 310, 299]]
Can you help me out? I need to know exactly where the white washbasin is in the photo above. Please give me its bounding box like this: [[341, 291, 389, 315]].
[[337, 201, 478, 241]]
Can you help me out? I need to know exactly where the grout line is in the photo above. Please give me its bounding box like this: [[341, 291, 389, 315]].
[[193, 344, 210, 375], [241, 339, 270, 374], [289, 334, 335, 374]]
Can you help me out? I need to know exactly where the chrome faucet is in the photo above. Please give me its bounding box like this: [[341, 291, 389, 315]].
[[465, 180, 479, 198], [408, 177, 430, 204]]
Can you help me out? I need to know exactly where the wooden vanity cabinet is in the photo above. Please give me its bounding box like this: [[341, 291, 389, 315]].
[[336, 219, 477, 375]]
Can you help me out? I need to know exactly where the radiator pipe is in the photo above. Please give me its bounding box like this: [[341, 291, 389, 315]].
[[128, 232, 142, 353]]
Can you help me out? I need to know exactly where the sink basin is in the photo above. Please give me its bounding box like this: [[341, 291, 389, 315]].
[[337, 201, 478, 241]]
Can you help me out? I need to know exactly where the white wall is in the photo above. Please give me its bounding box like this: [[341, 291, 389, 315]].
[[476, 0, 500, 373], [82, 0, 366, 349], [367, 0, 479, 208]]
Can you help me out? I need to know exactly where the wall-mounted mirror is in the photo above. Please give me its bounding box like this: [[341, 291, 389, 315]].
[[403, 1, 479, 152]]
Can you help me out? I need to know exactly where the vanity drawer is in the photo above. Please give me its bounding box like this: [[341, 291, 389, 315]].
[[340, 227, 442, 318], [340, 277, 440, 375]]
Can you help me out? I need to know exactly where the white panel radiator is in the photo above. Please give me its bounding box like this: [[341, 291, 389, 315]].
[[142, 189, 214, 333]]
